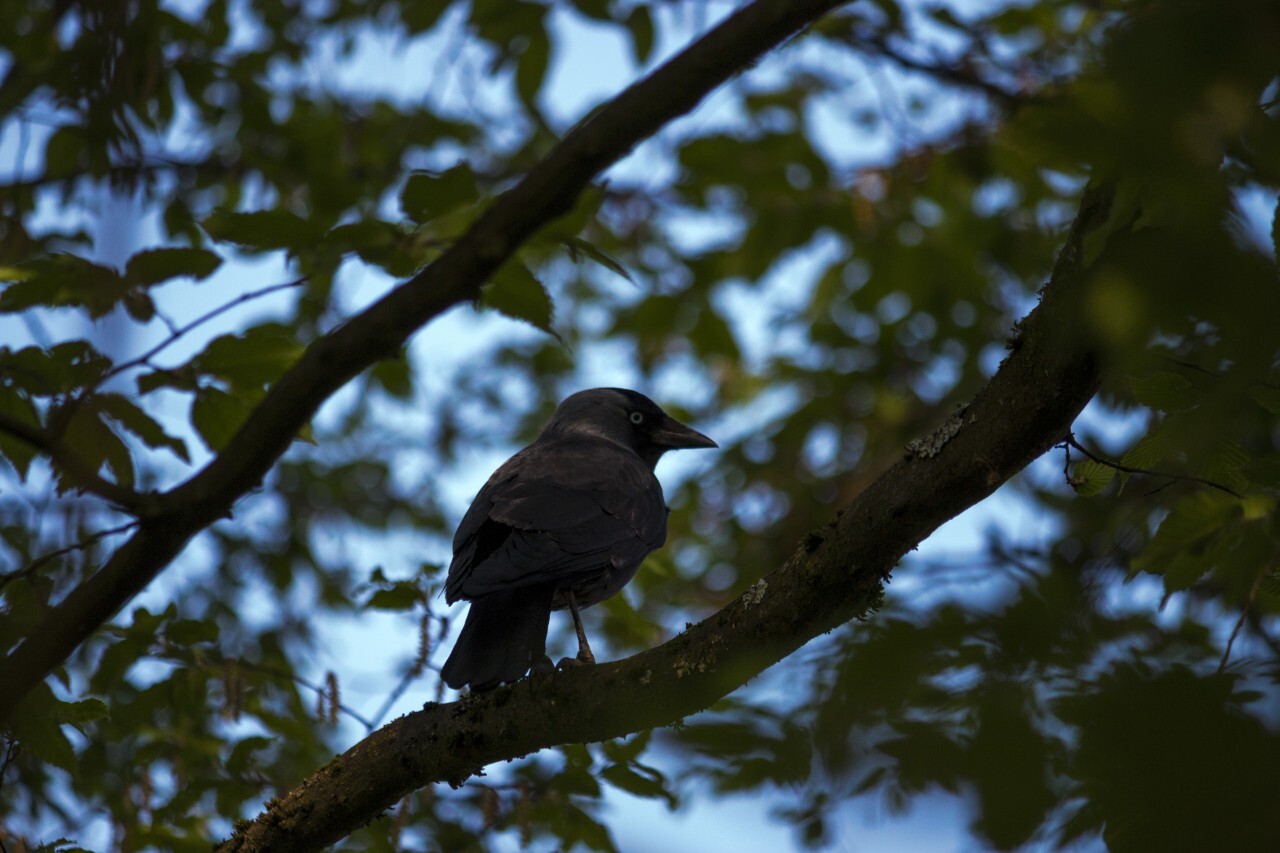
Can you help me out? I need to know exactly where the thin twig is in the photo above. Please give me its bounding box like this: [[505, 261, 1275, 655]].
[[0, 735, 19, 852], [0, 521, 139, 591], [96, 277, 307, 388], [1218, 552, 1278, 673], [1064, 435, 1243, 499], [843, 30, 1029, 107], [155, 648, 378, 731]]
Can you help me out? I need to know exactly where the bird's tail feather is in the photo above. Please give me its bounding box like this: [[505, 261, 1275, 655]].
[[441, 583, 555, 691]]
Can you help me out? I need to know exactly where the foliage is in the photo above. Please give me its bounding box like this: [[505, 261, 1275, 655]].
[[1, 0, 1278, 850]]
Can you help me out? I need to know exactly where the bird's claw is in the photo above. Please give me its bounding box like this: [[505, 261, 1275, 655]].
[[530, 655, 555, 677], [555, 653, 595, 671]]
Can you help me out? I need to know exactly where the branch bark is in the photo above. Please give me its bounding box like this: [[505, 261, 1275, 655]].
[[0, 0, 850, 727], [218, 188, 1112, 852]]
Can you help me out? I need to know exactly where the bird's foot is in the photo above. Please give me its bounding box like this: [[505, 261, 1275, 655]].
[[530, 655, 555, 677], [555, 652, 596, 671]]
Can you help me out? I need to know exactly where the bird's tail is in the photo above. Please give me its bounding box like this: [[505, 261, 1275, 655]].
[[441, 583, 556, 691]]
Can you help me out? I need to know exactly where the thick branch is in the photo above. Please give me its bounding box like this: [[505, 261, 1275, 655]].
[[0, 0, 850, 726], [218, 189, 1112, 853]]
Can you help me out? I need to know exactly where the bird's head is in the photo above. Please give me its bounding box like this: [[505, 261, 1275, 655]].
[[542, 388, 717, 468]]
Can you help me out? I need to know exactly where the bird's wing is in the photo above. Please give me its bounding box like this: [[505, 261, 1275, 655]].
[[445, 437, 667, 601]]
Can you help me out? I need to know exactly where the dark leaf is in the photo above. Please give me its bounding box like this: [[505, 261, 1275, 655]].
[[124, 247, 223, 286]]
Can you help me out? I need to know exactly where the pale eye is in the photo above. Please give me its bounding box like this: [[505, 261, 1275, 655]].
[[629, 411, 644, 424]]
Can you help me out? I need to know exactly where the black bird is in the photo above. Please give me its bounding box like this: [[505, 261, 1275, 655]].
[[440, 388, 716, 691]]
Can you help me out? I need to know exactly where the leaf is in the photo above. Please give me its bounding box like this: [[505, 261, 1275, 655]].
[[400, 164, 477, 224], [626, 6, 656, 65], [191, 323, 304, 390], [480, 260, 561, 341], [1250, 383, 1280, 415], [202, 209, 318, 252], [370, 355, 413, 399], [1131, 491, 1240, 587], [190, 386, 255, 452], [56, 403, 135, 493], [8, 684, 77, 773], [0, 386, 40, 479], [1071, 460, 1116, 497], [364, 584, 421, 611], [1120, 420, 1178, 470], [327, 219, 421, 276], [1128, 371, 1192, 412], [97, 393, 191, 462], [51, 697, 110, 727], [690, 305, 740, 361], [124, 247, 223, 286], [600, 762, 677, 808], [515, 30, 550, 108], [0, 341, 111, 396], [0, 254, 130, 318], [561, 236, 634, 283]]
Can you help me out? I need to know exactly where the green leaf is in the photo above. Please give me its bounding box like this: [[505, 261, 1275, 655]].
[[0, 386, 40, 479], [1071, 460, 1116, 497], [1120, 421, 1178, 470], [480, 260, 561, 340], [97, 393, 191, 462], [52, 697, 110, 727], [1129, 371, 1193, 412], [167, 617, 219, 645], [515, 30, 550, 108], [626, 6, 656, 65], [1131, 491, 1240, 586], [190, 386, 255, 452], [56, 403, 135, 492], [8, 684, 77, 773], [364, 584, 421, 611], [600, 762, 677, 808], [690, 305, 740, 361], [327, 219, 421, 276], [191, 323, 304, 390], [1250, 384, 1280, 415], [0, 254, 130, 318], [124, 247, 223, 286], [561, 236, 634, 283], [400, 164, 478, 224], [370, 356, 413, 399], [0, 341, 112, 396], [43, 126, 86, 176], [202, 210, 318, 252]]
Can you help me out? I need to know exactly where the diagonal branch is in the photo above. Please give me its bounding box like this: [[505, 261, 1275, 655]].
[[0, 0, 852, 727], [218, 187, 1112, 853]]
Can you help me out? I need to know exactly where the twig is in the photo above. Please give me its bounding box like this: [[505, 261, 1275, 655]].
[[155, 648, 378, 731], [843, 30, 1029, 108], [0, 411, 149, 511], [96, 277, 307, 388], [0, 735, 18, 852], [1063, 435, 1243, 499], [0, 521, 140, 591], [1218, 552, 1278, 673]]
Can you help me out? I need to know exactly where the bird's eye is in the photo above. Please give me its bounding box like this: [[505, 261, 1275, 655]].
[[629, 411, 644, 424]]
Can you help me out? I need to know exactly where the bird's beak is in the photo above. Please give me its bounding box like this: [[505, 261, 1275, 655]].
[[655, 415, 718, 450]]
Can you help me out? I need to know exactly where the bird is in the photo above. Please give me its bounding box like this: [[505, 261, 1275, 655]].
[[440, 388, 717, 692]]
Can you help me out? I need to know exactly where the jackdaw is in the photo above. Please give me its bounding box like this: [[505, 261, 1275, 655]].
[[440, 388, 716, 691]]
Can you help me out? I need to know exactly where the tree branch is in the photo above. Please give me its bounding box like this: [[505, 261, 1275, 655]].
[[0, 0, 852, 726], [216, 187, 1112, 853]]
